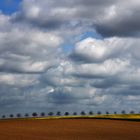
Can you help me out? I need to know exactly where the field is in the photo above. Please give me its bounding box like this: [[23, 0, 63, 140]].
[[0, 116, 140, 140]]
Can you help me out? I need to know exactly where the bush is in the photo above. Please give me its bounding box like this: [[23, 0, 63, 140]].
[[40, 112, 45, 117], [32, 112, 38, 117], [48, 112, 53, 116], [64, 112, 69, 116], [81, 111, 86, 116]]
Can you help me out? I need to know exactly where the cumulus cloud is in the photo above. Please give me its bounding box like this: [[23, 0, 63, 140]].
[[0, 0, 140, 115], [12, 0, 140, 37], [0, 17, 63, 73], [70, 37, 140, 63], [95, 1, 140, 37]]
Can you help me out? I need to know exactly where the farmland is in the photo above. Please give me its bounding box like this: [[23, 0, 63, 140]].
[[0, 116, 140, 140]]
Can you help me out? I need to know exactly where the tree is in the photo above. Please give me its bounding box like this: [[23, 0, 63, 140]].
[[106, 111, 109, 115], [89, 111, 93, 115], [56, 111, 61, 116], [32, 112, 38, 117], [81, 111, 86, 116], [73, 112, 77, 116], [64, 112, 69, 116], [130, 111, 134, 114], [121, 110, 126, 114], [9, 114, 14, 118], [17, 113, 21, 118], [25, 113, 29, 117], [48, 112, 53, 116], [40, 112, 45, 117], [97, 111, 101, 115], [114, 111, 117, 115], [2, 115, 5, 118]]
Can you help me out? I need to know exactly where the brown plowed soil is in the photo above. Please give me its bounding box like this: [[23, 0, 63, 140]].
[[0, 119, 140, 140]]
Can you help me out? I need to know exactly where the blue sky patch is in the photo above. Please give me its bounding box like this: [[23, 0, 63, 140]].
[[80, 31, 103, 40], [62, 31, 103, 53], [0, 0, 22, 15]]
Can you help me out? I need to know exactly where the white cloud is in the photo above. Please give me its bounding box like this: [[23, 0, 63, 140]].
[[12, 0, 140, 37], [26, 6, 40, 19], [73, 59, 129, 78], [0, 0, 140, 114], [0, 25, 63, 73], [0, 73, 38, 87], [73, 38, 106, 62]]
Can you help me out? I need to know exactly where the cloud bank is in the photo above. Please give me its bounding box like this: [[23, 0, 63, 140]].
[[0, 0, 140, 115]]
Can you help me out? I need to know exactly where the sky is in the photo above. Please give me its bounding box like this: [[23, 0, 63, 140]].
[[0, 0, 140, 115]]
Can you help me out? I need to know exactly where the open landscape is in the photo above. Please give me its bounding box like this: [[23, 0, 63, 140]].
[[0, 115, 140, 140], [0, 0, 140, 140]]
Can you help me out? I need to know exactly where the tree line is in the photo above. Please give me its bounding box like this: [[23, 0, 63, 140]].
[[1, 110, 139, 119]]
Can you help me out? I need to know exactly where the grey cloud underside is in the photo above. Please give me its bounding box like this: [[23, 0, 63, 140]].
[[95, 11, 140, 37], [0, 0, 140, 114], [12, 0, 140, 37]]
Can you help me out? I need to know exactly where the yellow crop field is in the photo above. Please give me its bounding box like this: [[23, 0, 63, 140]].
[[20, 114, 140, 121]]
